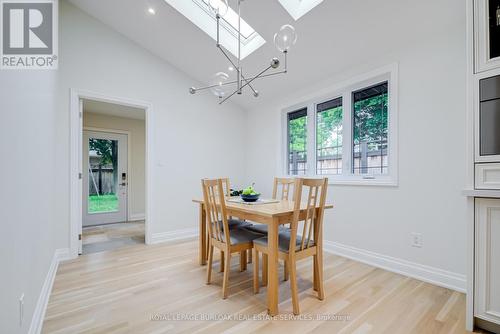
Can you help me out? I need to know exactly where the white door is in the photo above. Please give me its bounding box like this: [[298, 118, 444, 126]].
[[83, 130, 128, 226]]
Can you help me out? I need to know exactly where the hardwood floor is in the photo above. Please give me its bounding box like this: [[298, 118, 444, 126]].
[[82, 221, 145, 254], [43, 239, 475, 334]]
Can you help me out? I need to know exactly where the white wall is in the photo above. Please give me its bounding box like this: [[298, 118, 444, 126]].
[[245, 2, 467, 282], [54, 0, 248, 247], [83, 112, 146, 220], [0, 70, 58, 333]]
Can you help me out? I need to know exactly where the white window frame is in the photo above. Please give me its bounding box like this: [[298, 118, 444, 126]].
[[281, 63, 399, 186]]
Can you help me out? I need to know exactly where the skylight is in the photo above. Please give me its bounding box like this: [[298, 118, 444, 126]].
[[278, 0, 324, 20], [163, 0, 265, 59]]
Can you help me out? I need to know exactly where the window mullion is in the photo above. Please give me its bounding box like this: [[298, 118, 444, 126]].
[[342, 92, 352, 176], [307, 103, 316, 176]]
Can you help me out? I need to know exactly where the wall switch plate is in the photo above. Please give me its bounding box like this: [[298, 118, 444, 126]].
[[19, 293, 24, 326], [411, 232, 423, 248]]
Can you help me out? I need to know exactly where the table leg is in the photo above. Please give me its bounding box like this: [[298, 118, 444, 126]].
[[199, 203, 207, 265], [267, 218, 279, 316]]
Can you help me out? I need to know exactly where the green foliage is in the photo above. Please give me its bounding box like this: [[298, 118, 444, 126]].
[[317, 106, 343, 156], [288, 93, 388, 155], [289, 116, 307, 153], [353, 94, 388, 151], [89, 139, 117, 166]]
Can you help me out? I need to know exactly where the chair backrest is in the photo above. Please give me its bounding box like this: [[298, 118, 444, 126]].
[[272, 177, 295, 200], [289, 178, 328, 253], [202, 179, 230, 245], [221, 177, 231, 196]]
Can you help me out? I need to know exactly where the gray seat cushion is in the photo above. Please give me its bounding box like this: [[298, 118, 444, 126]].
[[253, 231, 315, 253], [243, 223, 289, 234], [218, 219, 252, 230], [229, 229, 264, 245]]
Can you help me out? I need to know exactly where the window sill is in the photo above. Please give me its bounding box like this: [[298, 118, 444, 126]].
[[327, 178, 398, 187], [284, 174, 398, 187]]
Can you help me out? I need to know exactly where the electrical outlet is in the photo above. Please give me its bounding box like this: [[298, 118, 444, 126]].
[[19, 294, 24, 326], [411, 232, 423, 248]]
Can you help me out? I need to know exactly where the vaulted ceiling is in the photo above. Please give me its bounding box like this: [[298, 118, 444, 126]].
[[68, 0, 460, 110]]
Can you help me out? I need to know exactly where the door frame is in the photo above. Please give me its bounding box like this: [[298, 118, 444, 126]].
[[70, 89, 153, 258], [83, 128, 130, 226]]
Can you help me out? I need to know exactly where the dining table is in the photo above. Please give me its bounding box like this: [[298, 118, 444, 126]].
[[192, 197, 333, 316]]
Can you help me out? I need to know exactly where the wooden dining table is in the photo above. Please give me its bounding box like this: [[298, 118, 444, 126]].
[[192, 197, 333, 316]]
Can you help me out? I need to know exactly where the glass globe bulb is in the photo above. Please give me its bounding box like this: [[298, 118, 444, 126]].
[[209, 0, 229, 16], [274, 24, 297, 53], [210, 72, 231, 98]]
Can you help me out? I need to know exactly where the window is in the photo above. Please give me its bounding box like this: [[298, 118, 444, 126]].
[[287, 108, 307, 175], [282, 66, 397, 185], [352, 83, 388, 176], [278, 0, 325, 20], [163, 0, 265, 59], [316, 97, 343, 175]]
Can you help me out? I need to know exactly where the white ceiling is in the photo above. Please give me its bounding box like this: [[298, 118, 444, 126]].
[[83, 99, 145, 120], [68, 0, 460, 110]]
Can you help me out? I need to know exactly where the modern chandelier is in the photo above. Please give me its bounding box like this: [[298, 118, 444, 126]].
[[189, 0, 297, 104]]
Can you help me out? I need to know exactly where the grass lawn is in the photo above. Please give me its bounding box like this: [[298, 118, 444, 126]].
[[88, 194, 118, 213]]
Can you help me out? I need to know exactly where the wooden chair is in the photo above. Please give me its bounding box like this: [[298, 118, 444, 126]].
[[245, 177, 294, 235], [253, 177, 328, 314], [272, 177, 295, 200], [202, 178, 261, 299], [208, 178, 252, 271], [225, 177, 255, 266], [244, 177, 295, 280]]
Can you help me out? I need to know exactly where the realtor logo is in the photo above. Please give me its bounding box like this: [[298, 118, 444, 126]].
[[1, 0, 58, 69]]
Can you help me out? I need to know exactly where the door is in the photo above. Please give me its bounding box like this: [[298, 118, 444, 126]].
[[83, 130, 128, 226], [475, 198, 500, 325]]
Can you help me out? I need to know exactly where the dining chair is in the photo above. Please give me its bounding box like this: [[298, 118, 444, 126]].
[[252, 177, 328, 315], [210, 178, 252, 271], [245, 177, 294, 235], [244, 177, 295, 279], [272, 177, 295, 200], [202, 178, 262, 299]]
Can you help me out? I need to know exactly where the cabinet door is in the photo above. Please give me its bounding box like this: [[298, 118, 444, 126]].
[[475, 198, 500, 324], [475, 0, 500, 73]]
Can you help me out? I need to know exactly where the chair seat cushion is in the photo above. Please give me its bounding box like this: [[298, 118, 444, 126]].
[[253, 231, 315, 253], [229, 229, 264, 245], [243, 223, 289, 234], [218, 219, 252, 230]]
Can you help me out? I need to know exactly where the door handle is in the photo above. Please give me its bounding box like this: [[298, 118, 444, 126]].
[[120, 182, 127, 186]]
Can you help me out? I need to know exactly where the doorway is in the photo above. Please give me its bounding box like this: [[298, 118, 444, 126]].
[[69, 90, 152, 257]]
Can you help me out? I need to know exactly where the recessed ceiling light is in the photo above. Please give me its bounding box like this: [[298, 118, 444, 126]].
[[228, 66, 234, 71], [147, 7, 156, 15]]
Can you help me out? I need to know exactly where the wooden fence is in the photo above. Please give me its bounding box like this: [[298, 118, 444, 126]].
[[88, 167, 116, 195]]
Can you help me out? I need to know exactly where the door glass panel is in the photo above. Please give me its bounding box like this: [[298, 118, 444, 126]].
[[88, 138, 119, 213]]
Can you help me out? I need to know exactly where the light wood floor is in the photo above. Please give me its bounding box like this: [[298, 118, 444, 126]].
[[82, 221, 145, 254], [43, 239, 476, 334]]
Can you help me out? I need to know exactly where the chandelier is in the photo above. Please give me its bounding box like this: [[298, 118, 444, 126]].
[[189, 0, 297, 104]]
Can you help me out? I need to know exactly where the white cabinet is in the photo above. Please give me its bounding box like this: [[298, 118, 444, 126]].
[[475, 198, 500, 325]]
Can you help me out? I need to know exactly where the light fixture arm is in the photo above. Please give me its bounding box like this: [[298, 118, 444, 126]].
[[189, 0, 296, 104], [219, 63, 274, 104]]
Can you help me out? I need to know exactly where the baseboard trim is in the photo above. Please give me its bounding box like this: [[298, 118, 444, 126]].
[[129, 213, 145, 221], [323, 241, 466, 293], [150, 228, 197, 245], [29, 248, 70, 334]]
